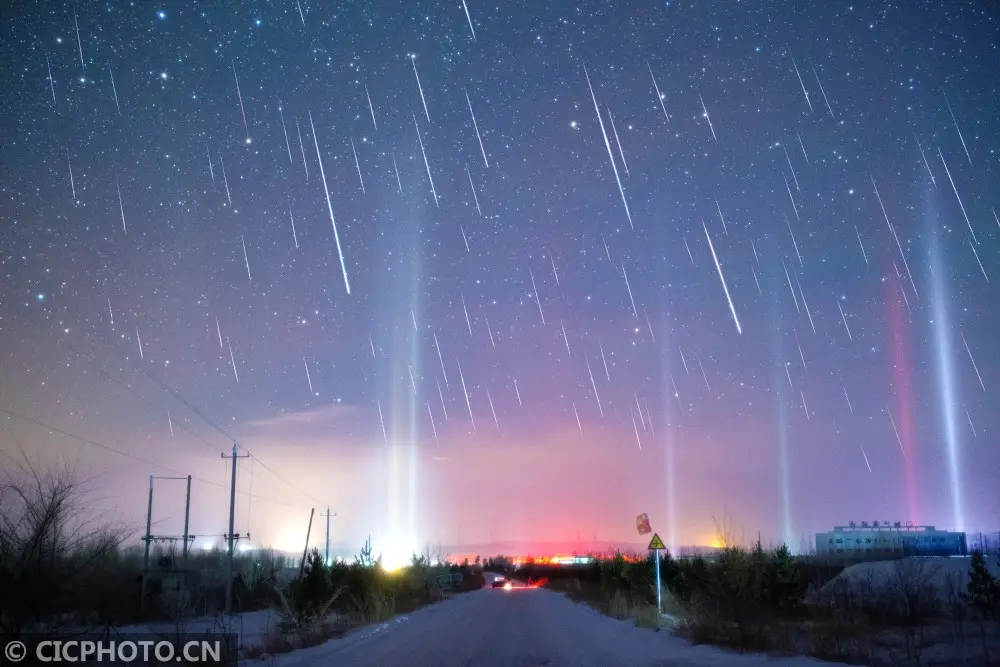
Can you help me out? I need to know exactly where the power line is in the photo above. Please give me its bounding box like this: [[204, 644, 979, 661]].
[[50, 309, 332, 511], [58, 339, 221, 454], [247, 453, 329, 508], [0, 408, 305, 508]]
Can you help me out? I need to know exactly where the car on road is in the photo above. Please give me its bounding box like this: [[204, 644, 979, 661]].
[[491, 576, 508, 588]]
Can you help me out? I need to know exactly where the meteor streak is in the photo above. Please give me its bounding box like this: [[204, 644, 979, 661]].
[[938, 147, 976, 244], [433, 331, 448, 388], [607, 106, 629, 177], [232, 58, 250, 143], [411, 55, 430, 123], [790, 54, 813, 112], [437, 379, 449, 420], [461, 295, 473, 336], [296, 119, 309, 179], [46, 56, 56, 105], [582, 62, 633, 229], [854, 226, 869, 265], [304, 358, 314, 395], [289, 202, 299, 249], [219, 152, 232, 204], [969, 238, 989, 282], [697, 355, 711, 393], [783, 260, 800, 313], [914, 134, 936, 188], [350, 137, 365, 194], [114, 169, 127, 234], [486, 386, 499, 427], [795, 273, 816, 334], [227, 337, 239, 383], [73, 6, 85, 72], [813, 67, 835, 119], [466, 165, 482, 215], [621, 261, 638, 318], [703, 221, 742, 334], [392, 153, 402, 193], [837, 300, 853, 341], [109, 65, 120, 114], [698, 93, 718, 143], [646, 61, 669, 121], [871, 176, 918, 298], [888, 410, 906, 459], [783, 144, 800, 191], [786, 214, 803, 265], [715, 200, 728, 235], [427, 403, 439, 445], [309, 111, 351, 294], [630, 409, 642, 449], [943, 93, 972, 166], [377, 401, 388, 447], [460, 0, 476, 41], [529, 269, 545, 325], [466, 90, 488, 168], [797, 131, 809, 163], [66, 150, 76, 201], [136, 326, 144, 360], [413, 116, 439, 206], [240, 234, 252, 283], [584, 356, 603, 417], [279, 106, 292, 163], [365, 85, 378, 130], [961, 332, 986, 392], [458, 362, 476, 431]]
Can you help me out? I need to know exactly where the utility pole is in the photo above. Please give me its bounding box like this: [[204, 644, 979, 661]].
[[323, 508, 337, 565], [222, 444, 250, 615], [299, 508, 316, 580], [141, 474, 195, 612], [182, 475, 192, 561], [141, 475, 154, 611]]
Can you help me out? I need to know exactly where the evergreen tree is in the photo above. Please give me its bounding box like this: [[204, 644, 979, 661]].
[[295, 548, 331, 617], [769, 543, 799, 610], [966, 550, 999, 620]]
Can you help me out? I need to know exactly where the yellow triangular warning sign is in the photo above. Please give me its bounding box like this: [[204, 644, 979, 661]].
[[647, 533, 665, 550]]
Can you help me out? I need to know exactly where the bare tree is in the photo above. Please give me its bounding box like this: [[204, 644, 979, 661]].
[[0, 456, 132, 637]]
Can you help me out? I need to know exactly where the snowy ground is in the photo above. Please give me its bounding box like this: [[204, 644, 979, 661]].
[[249, 586, 854, 667], [109, 608, 284, 651], [817, 555, 1000, 598]]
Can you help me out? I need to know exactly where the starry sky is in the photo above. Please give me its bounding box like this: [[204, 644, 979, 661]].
[[1, 0, 998, 561]]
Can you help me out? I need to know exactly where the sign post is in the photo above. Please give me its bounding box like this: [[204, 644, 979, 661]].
[[648, 532, 665, 614]]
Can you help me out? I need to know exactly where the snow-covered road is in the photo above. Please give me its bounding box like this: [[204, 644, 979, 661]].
[[261, 585, 852, 667]]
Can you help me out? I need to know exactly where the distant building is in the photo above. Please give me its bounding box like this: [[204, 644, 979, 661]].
[[815, 521, 967, 559]]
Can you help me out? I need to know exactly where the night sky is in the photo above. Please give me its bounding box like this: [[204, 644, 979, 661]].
[[1, 1, 998, 562]]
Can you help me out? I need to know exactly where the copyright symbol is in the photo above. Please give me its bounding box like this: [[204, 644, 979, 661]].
[[4, 641, 26, 662]]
